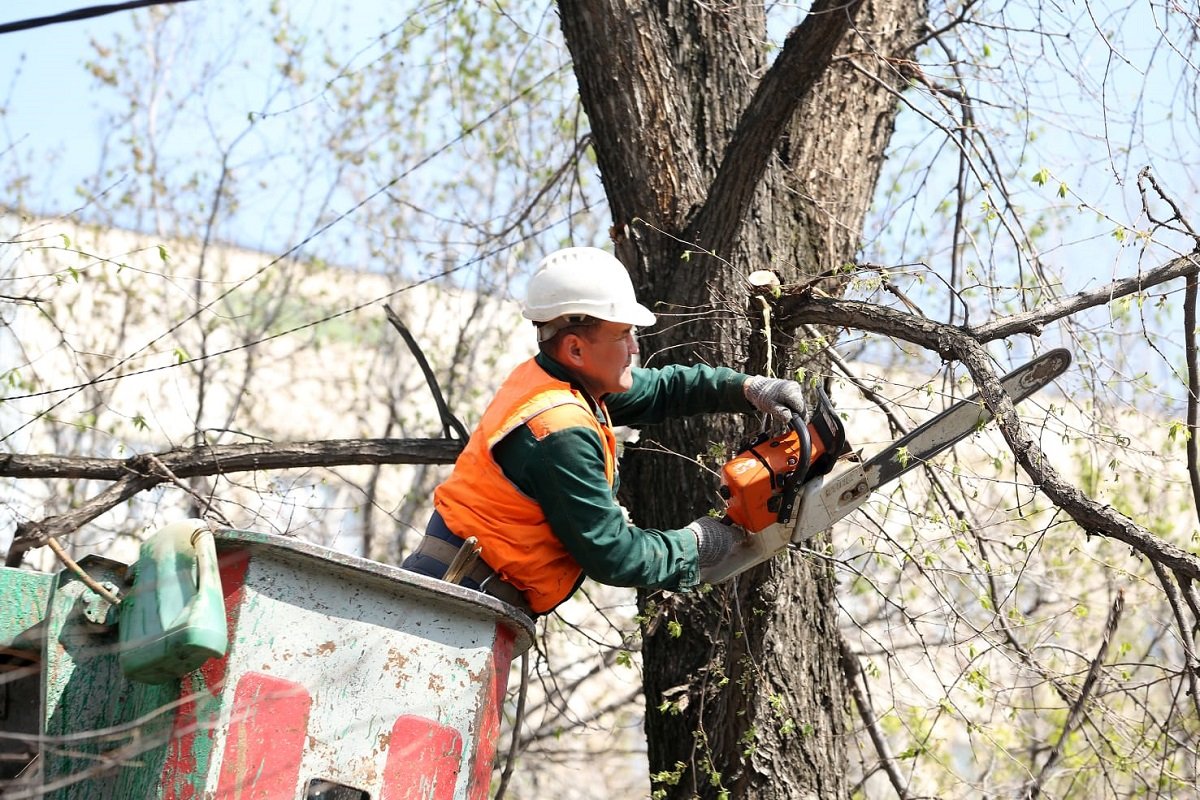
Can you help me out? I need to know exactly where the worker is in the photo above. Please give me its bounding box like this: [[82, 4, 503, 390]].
[[401, 246, 807, 615]]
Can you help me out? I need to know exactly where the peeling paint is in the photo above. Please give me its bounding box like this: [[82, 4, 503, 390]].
[[388, 648, 410, 671]]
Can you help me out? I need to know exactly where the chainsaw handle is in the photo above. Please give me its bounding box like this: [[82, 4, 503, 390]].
[[776, 412, 811, 524]]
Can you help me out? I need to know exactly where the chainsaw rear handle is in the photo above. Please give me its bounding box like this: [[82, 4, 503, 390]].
[[775, 412, 811, 525], [719, 387, 846, 533], [777, 388, 846, 524]]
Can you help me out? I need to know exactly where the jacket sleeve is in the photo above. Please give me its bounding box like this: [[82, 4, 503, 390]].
[[605, 363, 754, 427], [493, 423, 700, 590]]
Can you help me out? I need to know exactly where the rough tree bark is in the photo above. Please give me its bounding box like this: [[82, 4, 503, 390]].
[[558, 1, 926, 796]]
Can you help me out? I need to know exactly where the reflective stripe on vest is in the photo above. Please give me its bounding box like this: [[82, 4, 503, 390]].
[[433, 358, 616, 613]]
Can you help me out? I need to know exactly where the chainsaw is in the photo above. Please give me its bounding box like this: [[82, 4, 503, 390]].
[[705, 348, 1073, 583]]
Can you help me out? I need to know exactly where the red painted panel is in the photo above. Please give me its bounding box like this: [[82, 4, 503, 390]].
[[205, 547, 255, 691], [467, 625, 516, 800], [162, 548, 252, 800], [215, 671, 312, 799], [383, 715, 464, 800]]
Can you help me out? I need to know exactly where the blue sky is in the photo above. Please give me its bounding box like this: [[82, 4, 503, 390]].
[[5, 2, 1196, 264], [4, 1, 1199, 398], [0, 1, 584, 273], [1, 5, 131, 207]]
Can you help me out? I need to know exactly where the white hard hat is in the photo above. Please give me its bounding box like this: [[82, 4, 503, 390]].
[[522, 247, 657, 327]]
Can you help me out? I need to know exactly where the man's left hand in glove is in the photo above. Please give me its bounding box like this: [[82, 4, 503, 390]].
[[743, 376, 808, 423], [687, 516, 739, 568]]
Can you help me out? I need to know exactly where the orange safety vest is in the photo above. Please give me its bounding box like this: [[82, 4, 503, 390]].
[[434, 358, 617, 613]]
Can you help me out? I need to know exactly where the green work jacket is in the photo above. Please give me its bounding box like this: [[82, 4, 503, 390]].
[[489, 351, 754, 593]]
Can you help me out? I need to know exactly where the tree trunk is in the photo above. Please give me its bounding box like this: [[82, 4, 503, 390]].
[[558, 1, 926, 796]]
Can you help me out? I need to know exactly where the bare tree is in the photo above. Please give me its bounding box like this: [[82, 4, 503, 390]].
[[558, 1, 1200, 797]]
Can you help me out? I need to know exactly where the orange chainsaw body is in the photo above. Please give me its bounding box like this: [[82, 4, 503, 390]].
[[721, 389, 847, 533]]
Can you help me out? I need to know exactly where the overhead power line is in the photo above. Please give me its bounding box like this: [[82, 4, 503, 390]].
[[0, 0, 196, 35]]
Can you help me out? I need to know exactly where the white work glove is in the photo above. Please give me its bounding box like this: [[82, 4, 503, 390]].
[[687, 517, 736, 568], [743, 376, 808, 424]]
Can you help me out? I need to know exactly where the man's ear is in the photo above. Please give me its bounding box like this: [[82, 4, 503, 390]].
[[556, 332, 587, 368]]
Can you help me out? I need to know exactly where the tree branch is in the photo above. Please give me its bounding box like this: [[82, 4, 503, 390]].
[[773, 256, 1200, 582], [3, 437, 463, 564], [818, 333, 1086, 710], [690, 0, 865, 253], [7, 471, 161, 565], [955, 341, 1200, 582], [969, 252, 1200, 340], [0, 437, 463, 480], [779, 251, 1200, 346]]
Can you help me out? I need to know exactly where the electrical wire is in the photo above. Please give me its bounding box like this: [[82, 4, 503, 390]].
[[0, 1, 197, 35]]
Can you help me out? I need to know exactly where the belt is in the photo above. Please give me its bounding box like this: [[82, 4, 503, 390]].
[[410, 532, 533, 615]]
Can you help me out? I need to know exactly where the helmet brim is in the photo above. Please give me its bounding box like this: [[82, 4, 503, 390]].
[[612, 302, 657, 327], [522, 301, 657, 327]]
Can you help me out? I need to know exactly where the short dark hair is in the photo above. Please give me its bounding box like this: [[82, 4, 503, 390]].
[[537, 316, 607, 354]]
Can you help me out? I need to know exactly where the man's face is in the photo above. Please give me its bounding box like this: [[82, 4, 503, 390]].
[[573, 321, 639, 397]]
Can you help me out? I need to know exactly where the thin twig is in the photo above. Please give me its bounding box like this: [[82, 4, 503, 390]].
[[146, 454, 233, 528], [494, 651, 529, 800], [1138, 168, 1199, 237], [1179, 574, 1200, 637], [757, 295, 774, 378], [1022, 588, 1124, 799], [46, 538, 122, 605], [840, 634, 910, 800]]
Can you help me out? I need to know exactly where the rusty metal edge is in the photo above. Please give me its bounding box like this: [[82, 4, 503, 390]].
[[212, 528, 535, 653]]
